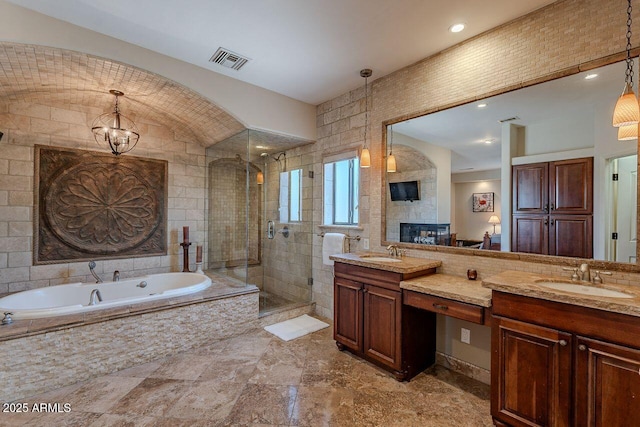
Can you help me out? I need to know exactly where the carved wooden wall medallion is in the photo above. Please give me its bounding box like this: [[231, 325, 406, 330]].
[[35, 146, 168, 264]]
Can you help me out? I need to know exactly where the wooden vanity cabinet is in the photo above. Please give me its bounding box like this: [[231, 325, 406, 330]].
[[491, 291, 640, 427], [333, 262, 436, 381]]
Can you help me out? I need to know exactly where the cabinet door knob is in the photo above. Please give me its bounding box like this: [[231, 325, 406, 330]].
[[559, 340, 568, 347], [432, 303, 448, 311], [578, 344, 587, 351]]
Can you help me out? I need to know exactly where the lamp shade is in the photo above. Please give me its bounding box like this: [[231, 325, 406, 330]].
[[613, 83, 640, 127], [360, 147, 371, 168], [488, 215, 500, 225], [257, 171, 264, 184], [618, 123, 638, 140], [387, 153, 396, 172]]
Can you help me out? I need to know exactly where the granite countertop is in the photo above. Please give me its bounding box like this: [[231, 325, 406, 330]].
[[483, 270, 640, 318], [400, 274, 492, 307], [329, 253, 441, 274]]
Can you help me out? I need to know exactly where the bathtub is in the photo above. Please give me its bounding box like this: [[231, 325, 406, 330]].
[[0, 272, 211, 319]]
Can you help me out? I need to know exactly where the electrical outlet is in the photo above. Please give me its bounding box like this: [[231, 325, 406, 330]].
[[461, 328, 471, 344], [363, 238, 369, 250]]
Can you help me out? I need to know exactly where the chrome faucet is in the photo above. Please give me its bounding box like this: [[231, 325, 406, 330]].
[[88, 261, 103, 283], [113, 270, 120, 282], [387, 245, 400, 257], [579, 263, 590, 282], [89, 289, 103, 306]]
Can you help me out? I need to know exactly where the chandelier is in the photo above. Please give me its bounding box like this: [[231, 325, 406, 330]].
[[92, 90, 140, 155]]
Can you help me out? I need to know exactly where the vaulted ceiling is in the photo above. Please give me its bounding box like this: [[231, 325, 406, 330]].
[[0, 42, 246, 146]]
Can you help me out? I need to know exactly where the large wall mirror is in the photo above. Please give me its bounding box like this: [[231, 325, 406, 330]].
[[383, 58, 639, 265]]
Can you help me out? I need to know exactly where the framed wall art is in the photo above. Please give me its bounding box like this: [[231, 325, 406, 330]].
[[34, 145, 168, 264], [472, 192, 494, 212]]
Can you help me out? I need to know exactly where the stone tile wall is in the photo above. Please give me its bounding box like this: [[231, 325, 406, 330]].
[[0, 102, 207, 293]]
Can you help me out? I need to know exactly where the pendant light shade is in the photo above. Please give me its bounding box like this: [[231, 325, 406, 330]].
[[618, 123, 638, 140], [613, 0, 639, 129], [387, 124, 396, 172], [360, 69, 372, 168], [257, 171, 264, 184], [387, 153, 397, 173], [613, 83, 640, 128], [360, 147, 371, 168]]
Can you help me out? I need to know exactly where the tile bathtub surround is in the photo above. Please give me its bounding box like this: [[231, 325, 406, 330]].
[[0, 290, 259, 403], [2, 321, 492, 427]]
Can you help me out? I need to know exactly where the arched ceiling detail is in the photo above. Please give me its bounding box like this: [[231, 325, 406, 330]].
[[0, 42, 245, 146]]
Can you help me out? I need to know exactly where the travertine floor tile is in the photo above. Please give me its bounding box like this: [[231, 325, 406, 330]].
[[164, 379, 244, 421], [111, 378, 191, 418], [225, 384, 298, 425], [149, 354, 214, 380], [64, 376, 145, 413], [290, 385, 354, 427]]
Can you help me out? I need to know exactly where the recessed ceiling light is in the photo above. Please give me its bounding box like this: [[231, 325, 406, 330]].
[[484, 140, 493, 144], [449, 23, 465, 33], [255, 145, 267, 149], [584, 73, 598, 80], [477, 103, 487, 108]]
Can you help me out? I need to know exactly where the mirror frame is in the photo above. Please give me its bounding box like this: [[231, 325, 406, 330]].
[[380, 50, 640, 273]]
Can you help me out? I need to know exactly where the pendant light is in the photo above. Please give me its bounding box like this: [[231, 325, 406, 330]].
[[613, 0, 639, 128], [360, 69, 372, 168], [387, 125, 397, 173], [618, 123, 638, 140], [257, 171, 264, 184], [91, 90, 140, 155]]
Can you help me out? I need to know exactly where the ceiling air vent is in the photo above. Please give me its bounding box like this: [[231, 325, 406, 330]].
[[209, 48, 250, 71], [498, 116, 520, 123]]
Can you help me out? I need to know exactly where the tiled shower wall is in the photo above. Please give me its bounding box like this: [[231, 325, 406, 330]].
[[207, 157, 261, 268], [0, 102, 207, 293], [261, 148, 314, 303], [310, 0, 640, 319]]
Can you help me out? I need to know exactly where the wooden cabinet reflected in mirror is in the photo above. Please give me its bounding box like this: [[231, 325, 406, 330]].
[[383, 58, 638, 264]]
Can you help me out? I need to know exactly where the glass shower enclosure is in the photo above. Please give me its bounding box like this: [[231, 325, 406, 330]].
[[205, 129, 314, 314]]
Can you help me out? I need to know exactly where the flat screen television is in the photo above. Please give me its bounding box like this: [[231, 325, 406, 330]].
[[389, 181, 420, 202]]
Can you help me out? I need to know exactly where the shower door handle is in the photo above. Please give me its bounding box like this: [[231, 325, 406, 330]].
[[267, 220, 275, 239]]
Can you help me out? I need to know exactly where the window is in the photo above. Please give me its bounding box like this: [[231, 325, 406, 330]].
[[324, 157, 359, 225], [279, 169, 302, 223]]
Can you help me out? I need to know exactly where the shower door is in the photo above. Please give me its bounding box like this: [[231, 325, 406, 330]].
[[250, 130, 313, 313]]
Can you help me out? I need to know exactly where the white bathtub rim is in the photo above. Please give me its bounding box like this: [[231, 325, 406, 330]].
[[0, 272, 212, 320]]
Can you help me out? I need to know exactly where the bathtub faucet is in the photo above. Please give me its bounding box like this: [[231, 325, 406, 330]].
[[113, 270, 120, 282], [88, 261, 103, 283], [89, 289, 102, 306]]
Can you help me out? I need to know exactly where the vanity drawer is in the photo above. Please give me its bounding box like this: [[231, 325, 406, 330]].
[[403, 290, 484, 324]]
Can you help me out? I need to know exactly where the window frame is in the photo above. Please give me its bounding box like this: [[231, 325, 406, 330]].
[[323, 153, 360, 226]]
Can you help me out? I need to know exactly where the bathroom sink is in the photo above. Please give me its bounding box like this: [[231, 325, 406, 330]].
[[359, 256, 402, 263], [535, 281, 634, 299]]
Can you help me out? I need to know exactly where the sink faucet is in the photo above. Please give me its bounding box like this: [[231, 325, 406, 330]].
[[89, 289, 103, 306], [579, 263, 590, 282], [387, 245, 400, 257], [113, 270, 120, 282], [88, 261, 103, 283]]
